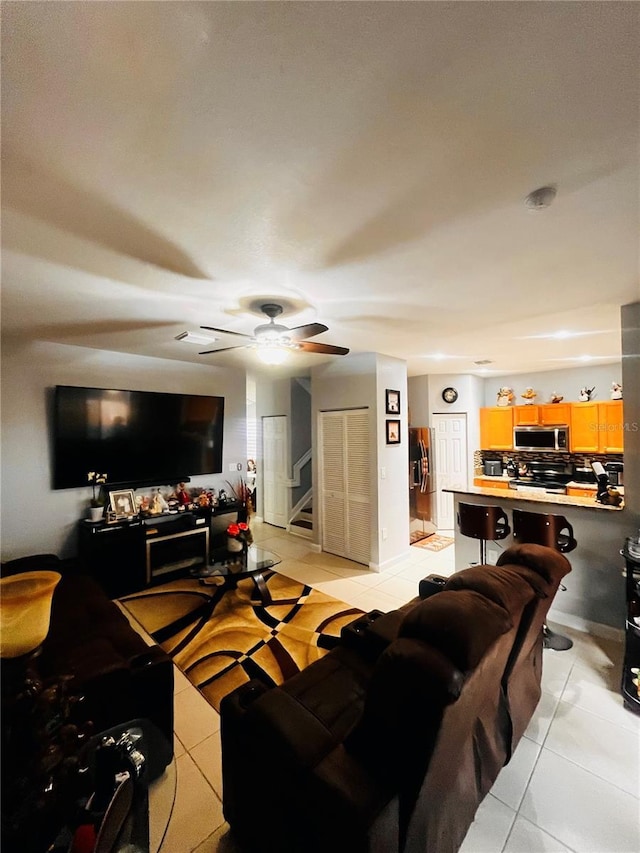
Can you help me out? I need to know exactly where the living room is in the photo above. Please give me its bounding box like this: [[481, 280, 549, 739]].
[[2, 3, 639, 853]]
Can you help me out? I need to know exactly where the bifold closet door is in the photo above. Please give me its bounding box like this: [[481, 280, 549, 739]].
[[319, 409, 370, 565]]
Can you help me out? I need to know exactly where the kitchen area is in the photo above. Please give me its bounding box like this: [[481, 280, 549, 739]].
[[445, 398, 628, 633]]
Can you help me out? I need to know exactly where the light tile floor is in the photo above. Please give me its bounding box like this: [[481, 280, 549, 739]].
[[134, 521, 639, 853]]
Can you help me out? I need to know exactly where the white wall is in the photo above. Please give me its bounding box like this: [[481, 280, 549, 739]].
[[311, 353, 409, 570], [483, 362, 623, 407], [409, 373, 483, 486], [0, 338, 247, 560], [621, 302, 639, 527]]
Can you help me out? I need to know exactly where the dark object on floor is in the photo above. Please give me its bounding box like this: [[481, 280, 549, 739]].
[[220, 543, 571, 853], [0, 554, 174, 750]]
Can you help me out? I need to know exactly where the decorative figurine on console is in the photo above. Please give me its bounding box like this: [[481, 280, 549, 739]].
[[496, 387, 514, 406], [176, 483, 191, 506], [520, 387, 537, 405], [549, 392, 564, 403], [578, 386, 595, 402], [610, 382, 623, 400]]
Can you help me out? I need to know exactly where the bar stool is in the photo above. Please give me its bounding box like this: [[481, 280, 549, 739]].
[[512, 509, 576, 650], [457, 502, 510, 566]]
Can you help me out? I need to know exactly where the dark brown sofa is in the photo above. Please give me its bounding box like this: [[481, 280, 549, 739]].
[[220, 544, 571, 853]]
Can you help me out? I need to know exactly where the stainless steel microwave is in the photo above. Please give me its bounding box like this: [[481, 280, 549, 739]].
[[513, 425, 570, 452]]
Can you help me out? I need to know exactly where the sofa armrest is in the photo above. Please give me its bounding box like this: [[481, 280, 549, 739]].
[[221, 680, 397, 852]]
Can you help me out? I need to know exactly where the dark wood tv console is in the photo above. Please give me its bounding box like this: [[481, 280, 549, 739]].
[[78, 503, 243, 598]]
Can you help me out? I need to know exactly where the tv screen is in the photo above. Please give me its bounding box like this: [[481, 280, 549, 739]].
[[53, 385, 224, 489]]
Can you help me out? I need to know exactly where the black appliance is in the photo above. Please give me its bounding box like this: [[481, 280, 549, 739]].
[[483, 460, 503, 476], [509, 461, 573, 494], [513, 425, 569, 452], [605, 461, 624, 486], [53, 385, 225, 489], [573, 466, 596, 484]]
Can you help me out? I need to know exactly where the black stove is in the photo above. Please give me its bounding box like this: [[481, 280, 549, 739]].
[[509, 461, 572, 494]]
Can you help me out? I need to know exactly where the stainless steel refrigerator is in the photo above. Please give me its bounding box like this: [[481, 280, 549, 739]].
[[409, 427, 437, 543]]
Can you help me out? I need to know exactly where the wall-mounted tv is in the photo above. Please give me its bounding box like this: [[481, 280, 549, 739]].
[[53, 385, 224, 489]]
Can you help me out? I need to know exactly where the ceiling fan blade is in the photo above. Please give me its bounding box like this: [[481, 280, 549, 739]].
[[297, 341, 350, 355], [200, 326, 253, 340], [287, 323, 329, 341], [199, 345, 248, 355]]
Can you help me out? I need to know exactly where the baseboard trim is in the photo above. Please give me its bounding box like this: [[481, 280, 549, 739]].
[[548, 609, 624, 643]]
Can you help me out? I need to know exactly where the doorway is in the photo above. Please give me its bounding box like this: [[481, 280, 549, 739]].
[[262, 415, 288, 528], [432, 413, 468, 530]]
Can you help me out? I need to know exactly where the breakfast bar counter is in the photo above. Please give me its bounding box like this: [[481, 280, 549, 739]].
[[444, 486, 629, 631], [451, 484, 624, 511]]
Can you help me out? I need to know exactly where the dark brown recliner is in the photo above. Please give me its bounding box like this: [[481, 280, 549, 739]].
[[220, 545, 570, 853]]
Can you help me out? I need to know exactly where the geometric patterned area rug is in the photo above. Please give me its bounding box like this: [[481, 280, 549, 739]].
[[411, 534, 455, 552], [120, 571, 364, 713]]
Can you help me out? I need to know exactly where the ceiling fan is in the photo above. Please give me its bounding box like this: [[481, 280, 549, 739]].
[[198, 303, 350, 364]]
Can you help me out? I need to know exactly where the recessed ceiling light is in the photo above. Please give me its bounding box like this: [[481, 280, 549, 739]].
[[175, 331, 219, 345], [525, 185, 557, 211], [474, 359, 494, 365]]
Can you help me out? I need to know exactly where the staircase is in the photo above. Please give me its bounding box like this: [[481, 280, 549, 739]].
[[289, 500, 313, 538]]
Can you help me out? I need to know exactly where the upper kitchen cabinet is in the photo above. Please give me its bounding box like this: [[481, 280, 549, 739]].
[[570, 402, 600, 452], [570, 400, 624, 453], [598, 400, 624, 454], [513, 406, 540, 426], [540, 403, 572, 426], [480, 407, 514, 450]]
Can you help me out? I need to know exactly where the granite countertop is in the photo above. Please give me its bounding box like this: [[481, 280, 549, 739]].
[[475, 475, 624, 496], [446, 485, 624, 511]]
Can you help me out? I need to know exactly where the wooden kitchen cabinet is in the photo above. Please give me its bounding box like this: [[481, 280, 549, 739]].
[[566, 486, 597, 498], [570, 402, 600, 452], [598, 400, 624, 453], [513, 406, 540, 425], [474, 477, 511, 490], [540, 403, 571, 425], [570, 400, 624, 453], [480, 407, 514, 450]]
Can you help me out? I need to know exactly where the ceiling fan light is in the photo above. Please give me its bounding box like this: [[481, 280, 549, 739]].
[[256, 344, 291, 365]]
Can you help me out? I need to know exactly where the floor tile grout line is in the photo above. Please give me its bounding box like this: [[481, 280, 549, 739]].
[[539, 740, 640, 801]]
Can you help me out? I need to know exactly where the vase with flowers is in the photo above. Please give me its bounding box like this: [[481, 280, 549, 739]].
[[226, 521, 253, 554], [87, 471, 108, 521]]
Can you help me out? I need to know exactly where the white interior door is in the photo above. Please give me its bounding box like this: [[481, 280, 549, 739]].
[[433, 414, 468, 530], [262, 415, 288, 528], [319, 409, 370, 565]]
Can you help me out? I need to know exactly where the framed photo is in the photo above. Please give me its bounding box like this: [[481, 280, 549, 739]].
[[385, 389, 400, 414], [109, 489, 136, 519], [386, 419, 401, 445]]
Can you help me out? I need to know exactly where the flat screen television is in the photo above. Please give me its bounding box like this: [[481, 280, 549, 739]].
[[53, 385, 224, 489]]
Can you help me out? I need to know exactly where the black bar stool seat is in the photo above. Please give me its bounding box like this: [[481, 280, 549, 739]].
[[512, 509, 576, 650], [512, 509, 577, 553], [457, 502, 510, 565]]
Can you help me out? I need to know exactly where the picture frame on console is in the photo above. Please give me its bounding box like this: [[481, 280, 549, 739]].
[[109, 489, 136, 519]]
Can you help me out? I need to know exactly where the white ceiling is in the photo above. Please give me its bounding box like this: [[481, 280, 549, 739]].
[[2, 2, 638, 377]]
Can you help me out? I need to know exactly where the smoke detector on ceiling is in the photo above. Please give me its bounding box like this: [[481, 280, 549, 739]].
[[525, 185, 557, 211]]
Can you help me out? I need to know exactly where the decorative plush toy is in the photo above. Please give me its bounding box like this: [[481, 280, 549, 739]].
[[549, 392, 564, 403], [496, 387, 514, 406], [610, 382, 623, 400], [578, 386, 595, 402], [521, 387, 537, 404]]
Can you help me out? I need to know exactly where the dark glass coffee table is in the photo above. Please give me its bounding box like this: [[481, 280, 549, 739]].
[[190, 544, 282, 604]]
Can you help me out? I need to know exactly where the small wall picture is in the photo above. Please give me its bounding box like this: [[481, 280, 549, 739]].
[[386, 389, 400, 414], [386, 419, 401, 445], [109, 488, 136, 519]]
